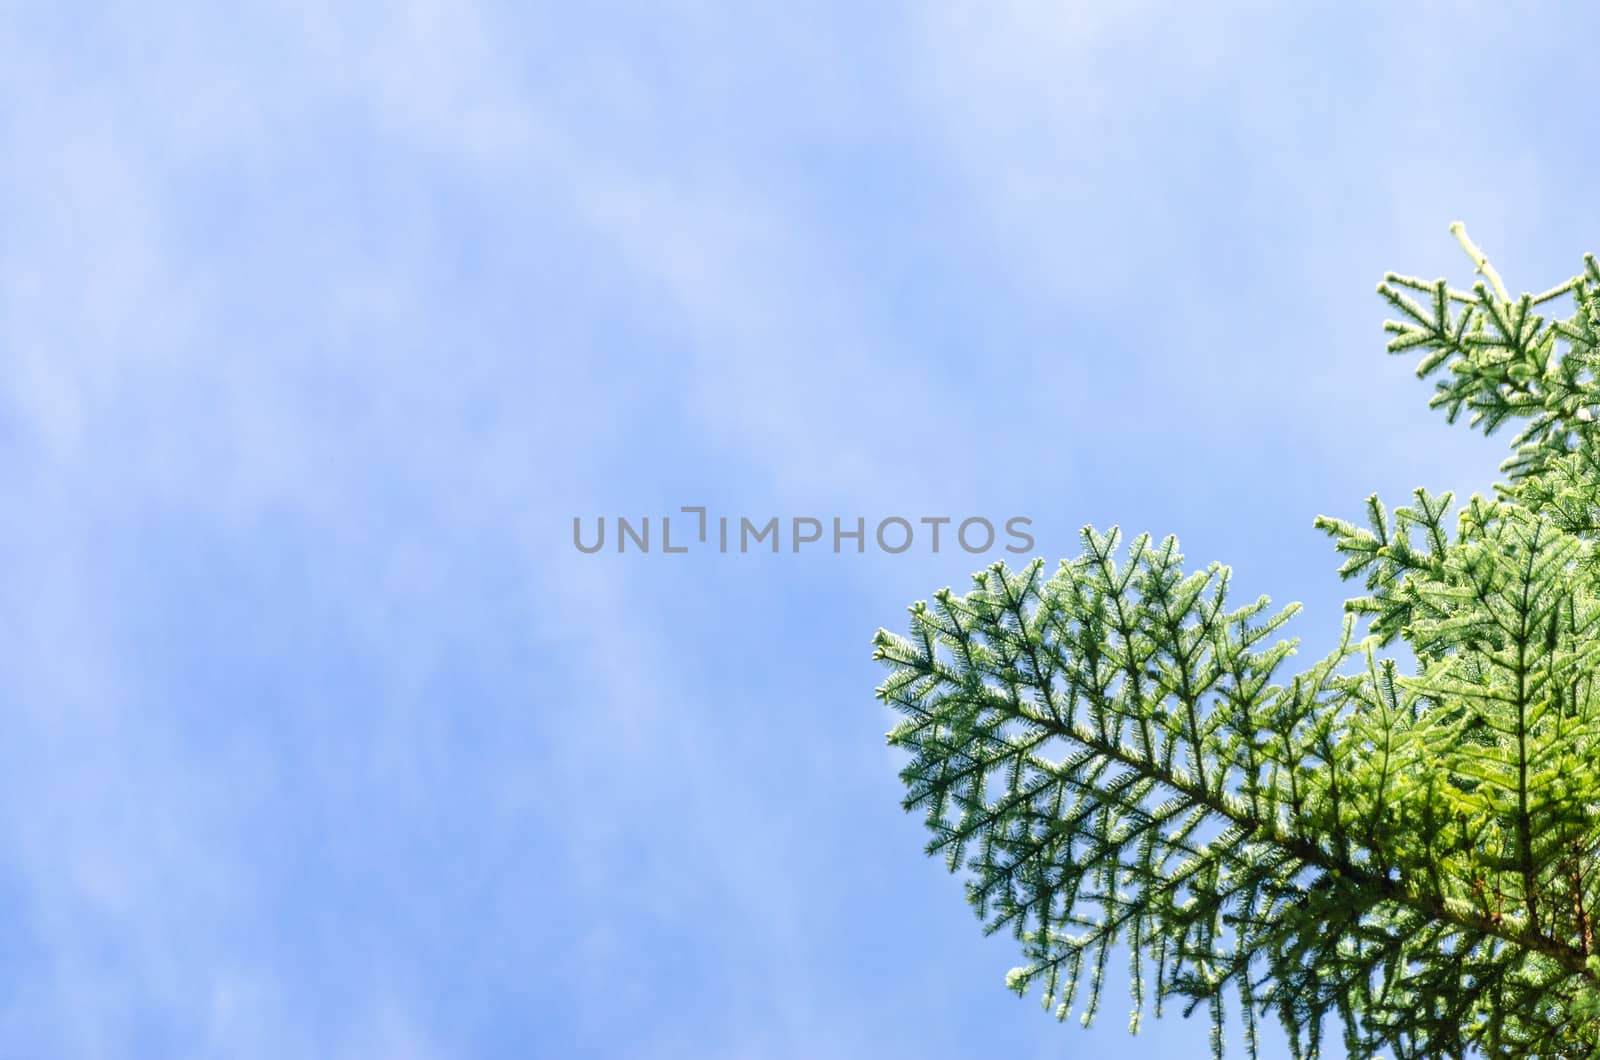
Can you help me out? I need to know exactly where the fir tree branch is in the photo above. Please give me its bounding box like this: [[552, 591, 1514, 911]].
[[873, 231, 1600, 1057], [1452, 220, 1511, 303]]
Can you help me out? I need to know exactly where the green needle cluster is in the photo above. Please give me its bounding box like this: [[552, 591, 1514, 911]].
[[873, 228, 1600, 1059]]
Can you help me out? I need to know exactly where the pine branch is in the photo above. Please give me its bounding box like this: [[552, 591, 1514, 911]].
[[873, 230, 1600, 1057], [1452, 222, 1511, 303]]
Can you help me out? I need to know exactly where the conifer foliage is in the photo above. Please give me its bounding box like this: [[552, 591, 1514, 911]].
[[872, 227, 1600, 1058]]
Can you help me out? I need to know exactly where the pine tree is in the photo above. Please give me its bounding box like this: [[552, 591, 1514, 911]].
[[871, 226, 1600, 1059]]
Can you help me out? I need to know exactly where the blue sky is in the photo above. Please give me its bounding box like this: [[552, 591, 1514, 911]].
[[4, 2, 1600, 1057]]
